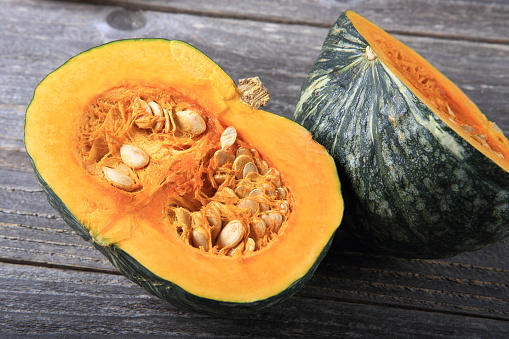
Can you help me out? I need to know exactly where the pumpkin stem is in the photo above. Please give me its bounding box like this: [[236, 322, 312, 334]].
[[238, 77, 270, 109], [365, 46, 378, 61]]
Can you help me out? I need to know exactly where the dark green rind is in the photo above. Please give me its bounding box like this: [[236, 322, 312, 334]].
[[27, 148, 331, 316], [295, 11, 509, 258]]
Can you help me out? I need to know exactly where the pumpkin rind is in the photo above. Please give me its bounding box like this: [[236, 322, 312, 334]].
[[25, 39, 343, 314], [295, 11, 509, 258]]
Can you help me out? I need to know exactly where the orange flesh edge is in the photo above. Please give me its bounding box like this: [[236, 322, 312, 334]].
[[347, 11, 509, 171], [24, 40, 343, 302]]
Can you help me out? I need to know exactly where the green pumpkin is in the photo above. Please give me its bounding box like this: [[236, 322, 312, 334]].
[[295, 11, 509, 258]]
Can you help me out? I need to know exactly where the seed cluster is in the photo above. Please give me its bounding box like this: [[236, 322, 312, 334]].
[[170, 127, 291, 257], [99, 97, 208, 191], [77, 86, 292, 257]]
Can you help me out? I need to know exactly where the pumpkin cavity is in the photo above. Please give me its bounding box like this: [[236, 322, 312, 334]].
[[75, 84, 293, 257]]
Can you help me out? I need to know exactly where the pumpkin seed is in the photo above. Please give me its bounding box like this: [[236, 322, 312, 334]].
[[137, 98, 151, 112], [175, 110, 206, 135], [205, 202, 223, 241], [250, 148, 260, 159], [217, 220, 245, 249], [162, 108, 172, 133], [248, 188, 264, 197], [245, 238, 256, 252], [214, 187, 239, 202], [166, 106, 178, 134], [244, 171, 261, 181], [243, 162, 258, 178], [192, 227, 209, 251], [262, 211, 283, 233], [226, 242, 244, 257], [279, 200, 289, 214], [174, 207, 192, 228], [259, 182, 276, 197], [233, 154, 253, 179], [247, 189, 270, 211], [134, 98, 157, 129], [255, 159, 269, 174], [213, 173, 228, 186], [250, 218, 266, 238], [120, 144, 149, 169], [266, 174, 281, 188], [174, 209, 193, 240], [234, 184, 252, 199], [220, 126, 237, 150], [237, 198, 259, 215], [213, 149, 235, 168], [266, 168, 281, 177], [259, 201, 271, 212], [116, 163, 131, 176], [236, 147, 251, 157], [102, 166, 133, 190], [148, 101, 163, 132]]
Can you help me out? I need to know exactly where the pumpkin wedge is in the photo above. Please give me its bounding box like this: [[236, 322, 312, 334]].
[[295, 11, 509, 258], [24, 39, 343, 315]]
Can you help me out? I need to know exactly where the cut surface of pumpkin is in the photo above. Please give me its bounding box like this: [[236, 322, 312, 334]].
[[25, 39, 343, 314]]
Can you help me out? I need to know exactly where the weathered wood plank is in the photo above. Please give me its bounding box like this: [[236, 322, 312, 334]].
[[61, 0, 509, 43], [0, 218, 114, 271], [2, 262, 509, 337], [314, 233, 509, 320]]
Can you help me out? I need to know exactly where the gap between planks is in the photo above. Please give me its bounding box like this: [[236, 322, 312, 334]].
[[0, 256, 119, 275], [297, 289, 509, 323]]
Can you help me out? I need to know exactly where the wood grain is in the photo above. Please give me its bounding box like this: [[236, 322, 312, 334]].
[[62, 0, 509, 42], [2, 261, 509, 337], [1, 0, 509, 336]]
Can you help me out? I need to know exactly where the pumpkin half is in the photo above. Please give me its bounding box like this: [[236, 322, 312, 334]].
[[295, 11, 509, 258], [24, 39, 343, 314]]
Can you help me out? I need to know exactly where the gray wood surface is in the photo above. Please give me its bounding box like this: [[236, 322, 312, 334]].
[[2, 0, 509, 337]]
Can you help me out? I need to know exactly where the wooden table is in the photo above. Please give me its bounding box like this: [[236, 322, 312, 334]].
[[2, 0, 509, 337]]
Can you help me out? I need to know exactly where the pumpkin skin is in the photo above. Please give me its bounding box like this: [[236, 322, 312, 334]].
[[24, 39, 343, 315], [295, 11, 509, 258]]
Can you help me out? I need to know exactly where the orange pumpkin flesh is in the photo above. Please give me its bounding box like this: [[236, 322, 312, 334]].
[[24, 39, 343, 311]]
